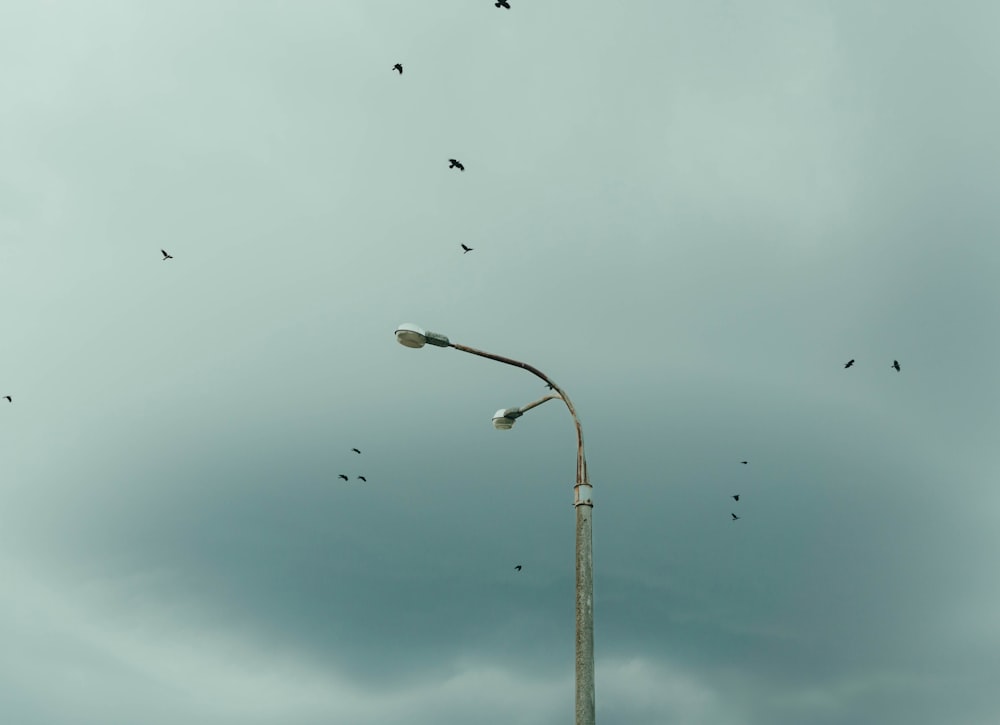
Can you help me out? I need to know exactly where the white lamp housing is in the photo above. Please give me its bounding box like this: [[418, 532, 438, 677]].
[[395, 323, 450, 348], [492, 407, 523, 430]]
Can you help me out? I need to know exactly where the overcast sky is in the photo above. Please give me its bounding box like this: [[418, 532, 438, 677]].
[[2, 1, 1000, 724]]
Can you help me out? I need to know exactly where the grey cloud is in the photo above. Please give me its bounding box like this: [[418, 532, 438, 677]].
[[2, 1, 999, 724]]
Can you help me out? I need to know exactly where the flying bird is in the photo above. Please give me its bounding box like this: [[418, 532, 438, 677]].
[[3, 396, 10, 402], [161, 249, 173, 260], [352, 448, 361, 454], [461, 243, 473, 254], [496, 0, 511, 7], [731, 513, 740, 521], [844, 359, 855, 368], [545, 383, 555, 390], [338, 474, 349, 481], [732, 495, 740, 501], [892, 360, 901, 372], [514, 565, 522, 571], [392, 63, 403, 74], [358, 476, 367, 482], [448, 159, 465, 171]]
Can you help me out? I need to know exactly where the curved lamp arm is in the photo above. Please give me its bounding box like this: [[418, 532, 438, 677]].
[[394, 322, 588, 489], [449, 341, 589, 490]]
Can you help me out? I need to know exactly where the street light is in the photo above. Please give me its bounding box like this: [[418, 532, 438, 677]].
[[394, 323, 596, 725]]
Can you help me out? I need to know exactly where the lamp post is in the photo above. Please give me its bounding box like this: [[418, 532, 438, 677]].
[[394, 323, 595, 725]]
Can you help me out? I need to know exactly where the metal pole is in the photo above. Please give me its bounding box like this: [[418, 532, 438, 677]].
[[575, 478, 595, 725]]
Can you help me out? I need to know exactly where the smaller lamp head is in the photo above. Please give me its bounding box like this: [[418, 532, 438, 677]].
[[492, 407, 522, 430]]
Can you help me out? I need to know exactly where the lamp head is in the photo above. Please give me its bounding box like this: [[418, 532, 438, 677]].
[[395, 323, 427, 348], [492, 407, 522, 430], [395, 323, 450, 348]]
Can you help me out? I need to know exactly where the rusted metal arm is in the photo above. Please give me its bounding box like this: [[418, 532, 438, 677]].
[[449, 342, 589, 489]]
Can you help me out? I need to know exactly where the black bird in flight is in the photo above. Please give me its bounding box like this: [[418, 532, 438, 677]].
[[161, 249, 173, 260], [338, 474, 349, 481], [731, 513, 740, 521], [461, 243, 473, 254], [844, 359, 855, 368], [732, 495, 740, 501], [352, 448, 361, 454], [3, 396, 10, 402], [514, 565, 522, 571], [740, 461, 748, 465], [392, 63, 403, 74], [496, 0, 511, 7], [892, 360, 901, 372], [545, 383, 555, 390], [358, 476, 367, 482], [448, 159, 465, 171]]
